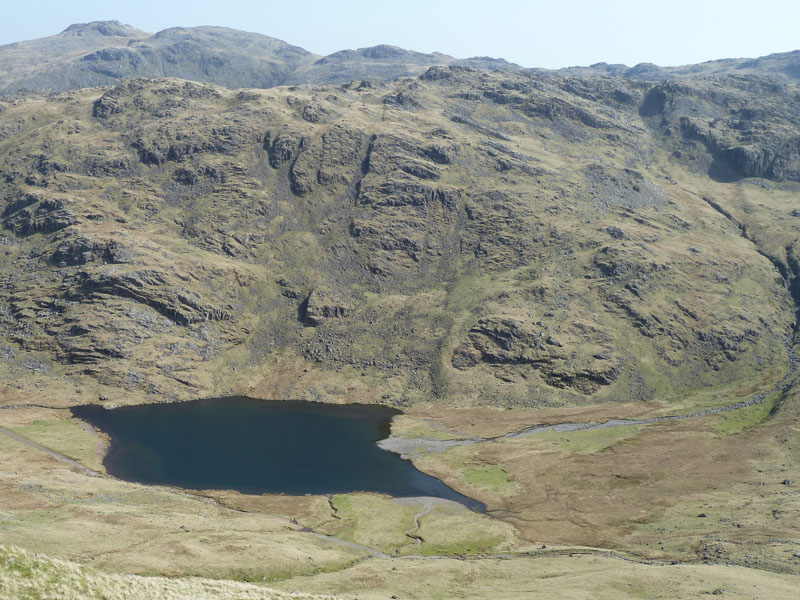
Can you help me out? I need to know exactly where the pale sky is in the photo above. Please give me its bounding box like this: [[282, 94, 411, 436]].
[[1, 0, 798, 69]]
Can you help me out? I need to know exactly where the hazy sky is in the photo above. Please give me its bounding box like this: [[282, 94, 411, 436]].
[[1, 0, 798, 69]]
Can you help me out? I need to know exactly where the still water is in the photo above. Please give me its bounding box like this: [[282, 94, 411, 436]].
[[72, 397, 484, 511]]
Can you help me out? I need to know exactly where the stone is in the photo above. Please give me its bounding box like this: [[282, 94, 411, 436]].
[[301, 291, 352, 327]]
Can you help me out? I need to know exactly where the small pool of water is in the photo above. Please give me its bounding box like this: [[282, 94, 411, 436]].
[[72, 397, 484, 512]]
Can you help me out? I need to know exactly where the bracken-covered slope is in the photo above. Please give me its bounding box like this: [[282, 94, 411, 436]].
[[0, 66, 799, 408]]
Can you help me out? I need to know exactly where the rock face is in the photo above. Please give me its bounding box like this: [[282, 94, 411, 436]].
[[3, 195, 77, 235], [72, 268, 232, 325], [639, 78, 800, 183], [301, 291, 352, 327], [0, 66, 797, 406], [453, 317, 622, 394]]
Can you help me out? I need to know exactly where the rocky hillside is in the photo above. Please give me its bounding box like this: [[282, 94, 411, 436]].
[[3, 22, 800, 98], [0, 65, 799, 408], [547, 49, 800, 82], [0, 21, 519, 96], [0, 21, 317, 95], [281, 45, 520, 85]]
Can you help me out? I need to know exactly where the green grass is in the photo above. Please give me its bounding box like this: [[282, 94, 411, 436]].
[[416, 444, 520, 499], [0, 545, 332, 600], [406, 504, 518, 557], [322, 494, 417, 554], [507, 424, 641, 455], [320, 493, 521, 558], [713, 391, 781, 435], [11, 418, 104, 472], [462, 465, 513, 494], [398, 420, 461, 441]]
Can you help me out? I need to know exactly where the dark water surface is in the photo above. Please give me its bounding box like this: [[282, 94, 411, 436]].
[[72, 397, 484, 511]]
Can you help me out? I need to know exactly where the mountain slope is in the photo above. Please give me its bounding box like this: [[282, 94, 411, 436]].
[[0, 22, 318, 94], [546, 49, 800, 81], [0, 21, 148, 94], [0, 22, 522, 95], [282, 44, 520, 85], [3, 22, 800, 97], [0, 67, 797, 408]]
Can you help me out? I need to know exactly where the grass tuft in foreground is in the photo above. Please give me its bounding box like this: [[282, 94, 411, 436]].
[[0, 545, 333, 600]]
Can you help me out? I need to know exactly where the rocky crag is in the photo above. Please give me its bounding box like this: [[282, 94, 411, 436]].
[[0, 59, 799, 407]]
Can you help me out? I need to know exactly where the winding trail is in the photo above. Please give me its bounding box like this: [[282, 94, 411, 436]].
[[307, 531, 389, 559], [403, 498, 434, 545], [0, 424, 102, 477], [392, 497, 441, 551], [302, 497, 450, 558]]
